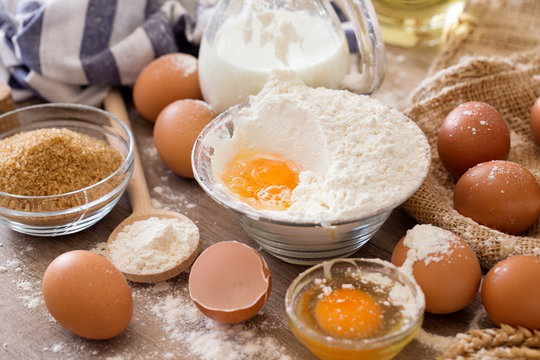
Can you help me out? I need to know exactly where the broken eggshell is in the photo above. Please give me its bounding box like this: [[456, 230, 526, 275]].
[[188, 241, 272, 324]]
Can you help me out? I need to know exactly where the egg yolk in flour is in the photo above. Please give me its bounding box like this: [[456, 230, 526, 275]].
[[221, 149, 302, 210], [314, 288, 383, 339]]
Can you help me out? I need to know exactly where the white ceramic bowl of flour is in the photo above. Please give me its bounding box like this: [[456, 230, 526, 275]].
[[192, 72, 430, 264]]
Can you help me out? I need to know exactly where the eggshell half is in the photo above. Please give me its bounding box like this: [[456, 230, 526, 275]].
[[188, 241, 271, 324]]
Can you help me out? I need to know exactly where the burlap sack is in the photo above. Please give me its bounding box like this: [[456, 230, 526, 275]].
[[402, 0, 540, 268]]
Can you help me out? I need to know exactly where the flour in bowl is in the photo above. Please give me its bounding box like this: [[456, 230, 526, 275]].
[[209, 71, 431, 223]]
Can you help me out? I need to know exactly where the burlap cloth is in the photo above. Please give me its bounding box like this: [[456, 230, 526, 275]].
[[402, 0, 540, 269]]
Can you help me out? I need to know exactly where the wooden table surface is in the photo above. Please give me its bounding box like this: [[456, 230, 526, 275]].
[[0, 45, 497, 360]]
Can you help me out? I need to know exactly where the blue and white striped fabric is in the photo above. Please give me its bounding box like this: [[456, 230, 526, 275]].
[[0, 0, 358, 106], [0, 0, 215, 105]]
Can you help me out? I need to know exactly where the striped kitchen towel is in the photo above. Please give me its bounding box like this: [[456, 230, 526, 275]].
[[0, 0, 363, 106], [0, 0, 214, 105]]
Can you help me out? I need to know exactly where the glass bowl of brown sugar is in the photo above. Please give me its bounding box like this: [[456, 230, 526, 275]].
[[0, 103, 134, 236]]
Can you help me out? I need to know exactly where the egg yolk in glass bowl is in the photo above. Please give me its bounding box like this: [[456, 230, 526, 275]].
[[296, 276, 408, 343], [314, 288, 383, 339], [221, 149, 302, 211], [286, 260, 425, 360]]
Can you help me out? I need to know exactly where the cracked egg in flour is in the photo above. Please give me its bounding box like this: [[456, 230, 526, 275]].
[[192, 72, 431, 264]]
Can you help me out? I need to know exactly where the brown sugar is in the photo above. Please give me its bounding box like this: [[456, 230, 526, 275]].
[[0, 128, 123, 196]]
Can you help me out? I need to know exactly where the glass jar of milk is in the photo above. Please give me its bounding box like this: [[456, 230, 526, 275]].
[[198, 0, 386, 113]]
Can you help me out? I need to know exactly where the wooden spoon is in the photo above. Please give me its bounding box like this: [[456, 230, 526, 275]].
[[104, 89, 200, 283]]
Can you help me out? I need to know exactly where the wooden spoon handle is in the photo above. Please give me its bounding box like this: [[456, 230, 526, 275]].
[[104, 89, 152, 214]]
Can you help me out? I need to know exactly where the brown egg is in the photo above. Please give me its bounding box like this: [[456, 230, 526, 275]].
[[42, 250, 133, 340], [133, 53, 202, 122], [454, 160, 540, 234], [154, 99, 216, 178], [530, 96, 540, 146], [392, 224, 481, 314], [437, 101, 510, 179], [188, 241, 271, 324], [481, 255, 540, 330]]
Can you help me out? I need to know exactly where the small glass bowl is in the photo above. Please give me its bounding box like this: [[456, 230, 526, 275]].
[[0, 103, 134, 236], [192, 104, 427, 265], [285, 258, 425, 360]]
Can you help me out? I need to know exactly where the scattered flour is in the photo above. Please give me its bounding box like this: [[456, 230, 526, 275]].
[[89, 241, 107, 256], [153, 185, 197, 211], [26, 297, 42, 309], [416, 329, 453, 352], [5, 259, 22, 273], [16, 280, 32, 291], [108, 217, 199, 274], [208, 71, 431, 223], [151, 198, 169, 211], [1, 260, 43, 310], [149, 291, 293, 360], [50, 343, 65, 353], [152, 281, 171, 293], [15, 278, 42, 309], [18, 283, 43, 309]]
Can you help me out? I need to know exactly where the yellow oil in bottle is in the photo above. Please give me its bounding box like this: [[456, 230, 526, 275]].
[[373, 0, 468, 47]]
